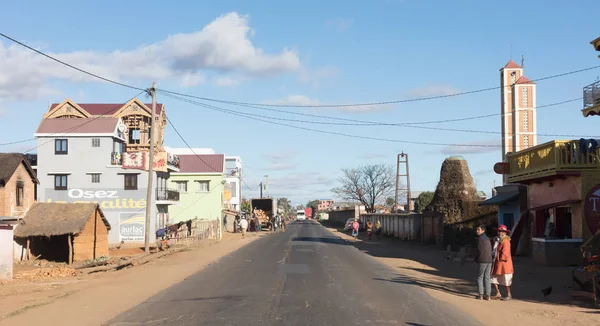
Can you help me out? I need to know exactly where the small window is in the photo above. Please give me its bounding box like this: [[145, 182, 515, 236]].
[[92, 139, 100, 147], [16, 182, 24, 206], [54, 175, 68, 190], [91, 174, 101, 183], [230, 181, 237, 198], [55, 139, 68, 155], [175, 181, 188, 193], [197, 181, 209, 192], [124, 174, 138, 190]]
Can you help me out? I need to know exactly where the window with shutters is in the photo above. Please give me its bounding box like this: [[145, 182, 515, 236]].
[[175, 181, 188, 193], [54, 175, 68, 190], [124, 174, 138, 190], [197, 181, 209, 192]]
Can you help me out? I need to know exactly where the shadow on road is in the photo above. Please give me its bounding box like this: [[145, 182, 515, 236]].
[[292, 236, 349, 245], [319, 221, 598, 309]]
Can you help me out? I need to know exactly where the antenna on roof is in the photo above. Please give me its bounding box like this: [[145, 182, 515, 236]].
[[521, 55, 525, 69]]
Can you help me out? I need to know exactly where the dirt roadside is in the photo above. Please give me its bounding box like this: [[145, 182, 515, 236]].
[[0, 232, 262, 326], [325, 226, 600, 326]]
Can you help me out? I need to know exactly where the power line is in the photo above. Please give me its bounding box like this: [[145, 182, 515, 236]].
[[159, 93, 592, 138], [165, 114, 224, 173], [161, 92, 502, 148], [0, 32, 145, 92], [157, 68, 598, 108], [1, 31, 596, 111], [197, 97, 583, 126]]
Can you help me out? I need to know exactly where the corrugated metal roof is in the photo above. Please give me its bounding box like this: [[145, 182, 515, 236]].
[[36, 118, 119, 134], [178, 154, 224, 173]]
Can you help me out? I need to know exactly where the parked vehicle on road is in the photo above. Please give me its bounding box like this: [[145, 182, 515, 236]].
[[296, 210, 306, 220], [251, 198, 276, 229]]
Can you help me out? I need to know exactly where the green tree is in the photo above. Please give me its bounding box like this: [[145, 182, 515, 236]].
[[241, 198, 251, 213], [277, 197, 293, 217], [414, 191, 434, 213], [385, 197, 395, 208], [306, 199, 320, 210]]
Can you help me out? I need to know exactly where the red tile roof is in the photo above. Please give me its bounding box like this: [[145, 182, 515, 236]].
[[515, 75, 535, 84], [503, 60, 521, 69], [48, 103, 163, 116], [36, 118, 119, 134], [178, 154, 224, 173]]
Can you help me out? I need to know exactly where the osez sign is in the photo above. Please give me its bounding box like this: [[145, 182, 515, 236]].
[[584, 184, 600, 235], [44, 188, 147, 210]]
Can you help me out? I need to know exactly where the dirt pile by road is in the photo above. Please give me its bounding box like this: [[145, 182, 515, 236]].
[[15, 266, 78, 280]]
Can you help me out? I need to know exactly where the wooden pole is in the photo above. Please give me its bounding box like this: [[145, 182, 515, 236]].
[[26, 239, 30, 260], [144, 82, 157, 253], [68, 234, 73, 265]]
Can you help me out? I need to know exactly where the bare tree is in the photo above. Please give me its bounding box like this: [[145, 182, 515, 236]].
[[331, 164, 397, 213]]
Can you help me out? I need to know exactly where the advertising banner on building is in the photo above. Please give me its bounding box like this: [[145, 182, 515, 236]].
[[44, 187, 147, 243], [122, 151, 168, 172]]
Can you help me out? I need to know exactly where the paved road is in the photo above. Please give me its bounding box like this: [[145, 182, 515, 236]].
[[106, 220, 480, 326]]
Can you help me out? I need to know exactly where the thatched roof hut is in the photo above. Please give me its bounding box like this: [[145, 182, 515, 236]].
[[14, 203, 111, 264], [424, 156, 486, 224]]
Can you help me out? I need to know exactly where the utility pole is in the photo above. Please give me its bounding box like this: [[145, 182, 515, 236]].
[[394, 152, 412, 211], [259, 182, 263, 199], [264, 175, 269, 197], [144, 82, 157, 254]]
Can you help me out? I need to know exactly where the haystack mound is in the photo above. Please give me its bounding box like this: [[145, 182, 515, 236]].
[[424, 156, 481, 224]]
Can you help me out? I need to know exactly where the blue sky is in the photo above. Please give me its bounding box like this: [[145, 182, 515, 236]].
[[1, 0, 599, 206]]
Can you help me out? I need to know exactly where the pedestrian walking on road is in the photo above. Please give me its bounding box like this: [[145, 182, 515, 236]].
[[366, 220, 373, 241], [240, 217, 248, 238], [223, 215, 228, 233], [474, 224, 493, 301], [375, 220, 382, 240], [351, 219, 359, 240], [491, 224, 514, 301]]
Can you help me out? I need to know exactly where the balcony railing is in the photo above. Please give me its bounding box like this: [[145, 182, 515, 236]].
[[506, 140, 600, 182], [111, 152, 122, 165], [583, 80, 600, 109], [156, 188, 180, 202]]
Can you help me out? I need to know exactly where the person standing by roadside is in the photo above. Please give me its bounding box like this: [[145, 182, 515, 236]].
[[375, 220, 382, 240], [474, 225, 493, 300], [491, 224, 514, 300], [351, 219, 360, 240], [240, 217, 248, 239], [223, 215, 228, 233], [366, 220, 373, 241]]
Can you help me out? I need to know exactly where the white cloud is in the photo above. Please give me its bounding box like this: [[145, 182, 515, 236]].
[[440, 140, 500, 155], [263, 95, 392, 114], [214, 76, 242, 87], [408, 85, 462, 98], [298, 66, 338, 88], [0, 12, 301, 100], [326, 18, 354, 31]]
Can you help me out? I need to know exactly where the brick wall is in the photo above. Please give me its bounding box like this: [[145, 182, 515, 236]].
[[73, 209, 109, 262], [0, 163, 36, 218]]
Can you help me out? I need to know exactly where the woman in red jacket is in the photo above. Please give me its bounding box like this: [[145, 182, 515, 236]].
[[491, 224, 514, 300]]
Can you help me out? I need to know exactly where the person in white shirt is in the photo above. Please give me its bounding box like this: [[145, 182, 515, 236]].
[[239, 218, 248, 238]]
